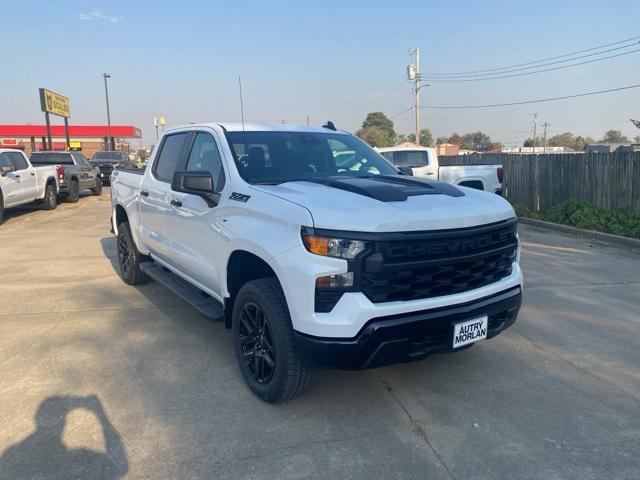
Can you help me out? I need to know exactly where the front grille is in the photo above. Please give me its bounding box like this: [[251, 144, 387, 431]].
[[360, 220, 517, 303]]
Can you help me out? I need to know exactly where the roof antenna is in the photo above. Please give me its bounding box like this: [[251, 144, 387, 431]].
[[322, 120, 336, 131], [238, 76, 248, 157]]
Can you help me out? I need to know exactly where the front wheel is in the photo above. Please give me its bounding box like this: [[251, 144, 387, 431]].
[[67, 180, 80, 203], [233, 278, 316, 402], [91, 177, 103, 195]]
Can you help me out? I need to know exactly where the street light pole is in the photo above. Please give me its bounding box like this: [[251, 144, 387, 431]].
[[103, 73, 112, 151]]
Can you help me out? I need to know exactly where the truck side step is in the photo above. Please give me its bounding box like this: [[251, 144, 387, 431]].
[[140, 262, 223, 321]]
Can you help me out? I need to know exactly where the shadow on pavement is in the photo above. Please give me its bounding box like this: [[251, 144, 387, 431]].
[[0, 395, 128, 480]]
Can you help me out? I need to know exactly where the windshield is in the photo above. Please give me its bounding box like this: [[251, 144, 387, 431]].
[[226, 131, 398, 184], [29, 153, 74, 165], [92, 152, 125, 161]]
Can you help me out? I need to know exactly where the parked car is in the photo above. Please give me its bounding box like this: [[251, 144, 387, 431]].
[[91, 151, 135, 185], [110, 123, 523, 402], [0, 149, 59, 223], [376, 146, 504, 194], [29, 151, 102, 202]]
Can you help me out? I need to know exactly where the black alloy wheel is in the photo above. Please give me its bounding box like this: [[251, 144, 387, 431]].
[[117, 230, 131, 277], [238, 302, 276, 385]]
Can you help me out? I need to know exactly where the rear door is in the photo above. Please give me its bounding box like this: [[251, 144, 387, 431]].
[[0, 152, 24, 207], [139, 132, 190, 262], [7, 152, 37, 202]]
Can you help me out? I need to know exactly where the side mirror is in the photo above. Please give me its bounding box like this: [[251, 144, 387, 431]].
[[171, 170, 220, 207], [1, 164, 14, 176]]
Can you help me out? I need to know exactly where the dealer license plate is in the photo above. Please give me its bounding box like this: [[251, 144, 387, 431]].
[[452, 316, 488, 349]]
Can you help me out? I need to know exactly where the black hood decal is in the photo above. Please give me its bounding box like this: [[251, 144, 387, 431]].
[[306, 176, 465, 202]]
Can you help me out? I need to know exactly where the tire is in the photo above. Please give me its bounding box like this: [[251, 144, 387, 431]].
[[41, 184, 58, 210], [67, 180, 80, 203], [233, 278, 316, 403], [91, 177, 103, 195], [116, 221, 150, 285], [0, 193, 4, 225]]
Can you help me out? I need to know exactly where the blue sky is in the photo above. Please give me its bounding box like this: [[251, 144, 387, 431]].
[[2, 0, 640, 145]]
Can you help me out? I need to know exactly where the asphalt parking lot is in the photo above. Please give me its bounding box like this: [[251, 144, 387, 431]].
[[0, 190, 638, 480]]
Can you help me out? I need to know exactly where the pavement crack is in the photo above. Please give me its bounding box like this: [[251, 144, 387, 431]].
[[0, 312, 69, 366], [378, 374, 458, 480]]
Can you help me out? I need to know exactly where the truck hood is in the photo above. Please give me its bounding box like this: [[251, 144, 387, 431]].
[[251, 176, 515, 232]]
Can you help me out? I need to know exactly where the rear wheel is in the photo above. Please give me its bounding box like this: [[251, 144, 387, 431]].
[[91, 177, 103, 195], [233, 278, 316, 402], [0, 193, 4, 224], [67, 180, 80, 203], [41, 184, 58, 210], [116, 221, 150, 285]]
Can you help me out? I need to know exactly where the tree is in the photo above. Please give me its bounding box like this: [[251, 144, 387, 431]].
[[447, 133, 464, 146], [435, 136, 449, 145], [361, 112, 395, 137], [523, 137, 543, 147], [571, 136, 595, 151], [602, 130, 629, 144], [395, 133, 408, 145], [407, 129, 434, 147], [357, 112, 396, 147], [548, 132, 575, 149], [356, 126, 394, 147], [635, 136, 640, 143], [461, 131, 493, 151]]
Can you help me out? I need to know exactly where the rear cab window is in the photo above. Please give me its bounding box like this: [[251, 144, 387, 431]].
[[29, 153, 75, 165]]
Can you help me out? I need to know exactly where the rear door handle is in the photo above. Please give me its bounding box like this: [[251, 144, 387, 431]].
[[170, 199, 183, 207], [14, 174, 20, 178], [140, 191, 149, 197], [30, 172, 35, 176]]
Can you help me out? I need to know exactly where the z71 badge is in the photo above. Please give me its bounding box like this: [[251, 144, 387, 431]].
[[229, 192, 251, 203]]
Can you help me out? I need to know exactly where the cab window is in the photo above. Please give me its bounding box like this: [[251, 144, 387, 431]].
[[185, 132, 225, 191], [154, 133, 189, 182]]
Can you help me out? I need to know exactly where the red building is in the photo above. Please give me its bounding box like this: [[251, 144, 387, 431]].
[[0, 124, 142, 158]]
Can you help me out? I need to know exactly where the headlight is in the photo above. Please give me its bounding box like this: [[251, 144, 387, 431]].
[[302, 233, 367, 259]]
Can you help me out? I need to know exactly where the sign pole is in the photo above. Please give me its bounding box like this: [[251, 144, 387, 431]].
[[45, 112, 53, 150], [64, 118, 70, 150]]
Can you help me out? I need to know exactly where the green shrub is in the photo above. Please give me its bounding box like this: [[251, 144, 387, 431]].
[[513, 200, 640, 239]]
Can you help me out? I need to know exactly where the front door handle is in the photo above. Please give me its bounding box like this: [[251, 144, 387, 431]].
[[140, 190, 149, 197], [170, 199, 183, 207], [14, 174, 20, 178], [30, 172, 35, 176]]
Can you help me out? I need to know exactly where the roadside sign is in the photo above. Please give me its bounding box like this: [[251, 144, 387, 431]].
[[38, 88, 71, 150], [39, 88, 70, 118]]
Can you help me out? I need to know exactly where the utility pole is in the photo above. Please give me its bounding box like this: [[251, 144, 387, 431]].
[[103, 73, 112, 151], [414, 47, 420, 146], [542, 122, 550, 154], [532, 113, 538, 154]]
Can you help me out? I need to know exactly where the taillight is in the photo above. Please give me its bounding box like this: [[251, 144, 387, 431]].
[[56, 165, 65, 180], [497, 167, 504, 184]]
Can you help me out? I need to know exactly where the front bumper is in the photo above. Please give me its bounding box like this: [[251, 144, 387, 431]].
[[294, 286, 521, 370]]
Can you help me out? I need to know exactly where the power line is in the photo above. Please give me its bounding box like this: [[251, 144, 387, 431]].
[[421, 48, 640, 83], [340, 83, 408, 118], [326, 55, 410, 114], [416, 83, 640, 109], [390, 106, 414, 118], [427, 34, 640, 76]]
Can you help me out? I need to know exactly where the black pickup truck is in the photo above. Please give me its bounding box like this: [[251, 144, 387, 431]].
[[29, 152, 102, 202], [91, 151, 138, 185]]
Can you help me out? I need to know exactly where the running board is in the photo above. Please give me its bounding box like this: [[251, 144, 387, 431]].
[[140, 262, 223, 321]]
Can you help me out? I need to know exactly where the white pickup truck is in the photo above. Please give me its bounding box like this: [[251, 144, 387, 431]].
[[0, 149, 59, 223], [376, 145, 504, 194], [110, 123, 523, 402]]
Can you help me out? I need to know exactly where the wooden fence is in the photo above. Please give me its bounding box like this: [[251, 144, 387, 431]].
[[439, 152, 640, 213]]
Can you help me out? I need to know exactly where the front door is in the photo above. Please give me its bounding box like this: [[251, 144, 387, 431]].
[[167, 129, 228, 297], [0, 152, 26, 207], [8, 152, 37, 202]]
